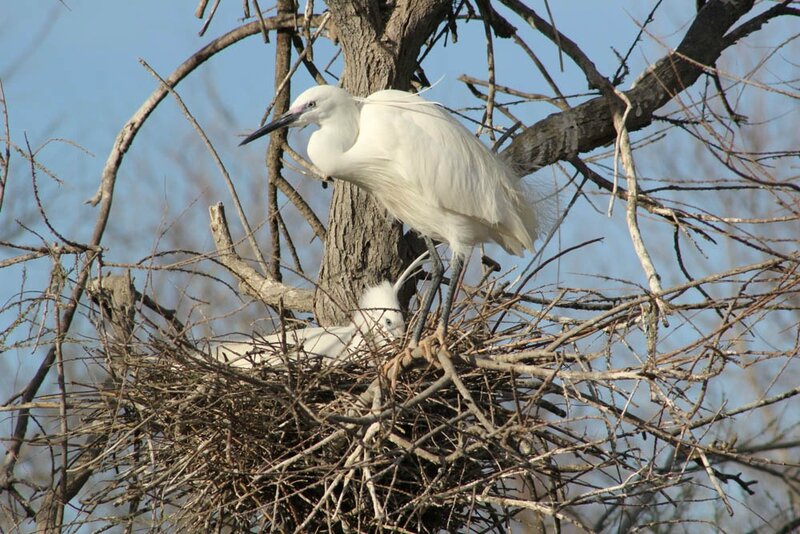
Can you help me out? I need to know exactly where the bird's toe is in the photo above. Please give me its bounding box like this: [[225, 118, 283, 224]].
[[417, 334, 447, 368]]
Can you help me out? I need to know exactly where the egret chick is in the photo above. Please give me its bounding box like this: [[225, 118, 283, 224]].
[[240, 86, 548, 345], [212, 252, 428, 368]]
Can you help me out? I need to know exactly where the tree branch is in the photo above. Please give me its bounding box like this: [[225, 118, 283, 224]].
[[88, 13, 324, 208], [208, 203, 313, 312], [35, 271, 140, 532], [266, 0, 295, 282], [501, 0, 758, 174]]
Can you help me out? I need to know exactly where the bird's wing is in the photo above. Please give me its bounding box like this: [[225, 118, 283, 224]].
[[211, 325, 358, 368], [355, 90, 534, 253], [212, 337, 284, 368], [262, 325, 361, 364], [296, 325, 356, 360]]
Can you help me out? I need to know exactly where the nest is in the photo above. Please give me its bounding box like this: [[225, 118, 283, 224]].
[[86, 277, 568, 532], [83, 266, 764, 532]]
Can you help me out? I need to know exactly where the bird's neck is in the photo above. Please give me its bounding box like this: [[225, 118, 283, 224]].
[[307, 107, 360, 178]]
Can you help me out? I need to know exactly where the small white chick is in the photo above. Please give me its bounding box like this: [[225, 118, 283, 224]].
[[211, 251, 428, 368]]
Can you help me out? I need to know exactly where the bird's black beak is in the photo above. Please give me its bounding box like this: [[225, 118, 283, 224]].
[[239, 110, 300, 146]]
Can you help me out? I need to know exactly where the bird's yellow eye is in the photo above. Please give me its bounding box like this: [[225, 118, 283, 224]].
[[306, 101, 316, 109]]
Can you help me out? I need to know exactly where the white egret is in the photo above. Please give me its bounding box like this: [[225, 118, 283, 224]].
[[212, 251, 428, 368], [240, 85, 547, 344]]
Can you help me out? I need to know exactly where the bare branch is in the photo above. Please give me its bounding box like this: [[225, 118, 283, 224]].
[[0, 80, 10, 214], [208, 202, 313, 312], [88, 13, 324, 208], [265, 0, 295, 281], [501, 0, 759, 174]]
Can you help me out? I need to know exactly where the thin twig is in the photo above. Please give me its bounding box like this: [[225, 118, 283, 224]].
[[140, 59, 270, 277]]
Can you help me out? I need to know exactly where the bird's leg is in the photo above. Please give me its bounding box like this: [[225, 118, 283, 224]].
[[411, 236, 443, 347], [424, 252, 465, 363], [438, 252, 464, 342]]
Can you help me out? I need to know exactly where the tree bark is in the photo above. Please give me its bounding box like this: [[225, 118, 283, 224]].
[[315, 0, 450, 324]]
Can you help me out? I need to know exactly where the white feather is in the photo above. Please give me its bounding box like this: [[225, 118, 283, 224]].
[[287, 86, 546, 258], [210, 251, 430, 369]]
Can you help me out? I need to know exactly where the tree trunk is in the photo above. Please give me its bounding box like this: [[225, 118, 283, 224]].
[[314, 0, 450, 324]]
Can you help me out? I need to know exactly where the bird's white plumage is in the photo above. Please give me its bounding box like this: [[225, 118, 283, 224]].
[[285, 86, 544, 257], [210, 251, 428, 369], [212, 324, 370, 369]]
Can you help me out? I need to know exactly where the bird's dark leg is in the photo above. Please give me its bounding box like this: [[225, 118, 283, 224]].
[[411, 237, 443, 345], [439, 252, 464, 338]]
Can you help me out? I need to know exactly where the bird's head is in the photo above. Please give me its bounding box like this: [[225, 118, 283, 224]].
[[239, 85, 354, 146], [349, 250, 431, 345], [352, 281, 405, 344]]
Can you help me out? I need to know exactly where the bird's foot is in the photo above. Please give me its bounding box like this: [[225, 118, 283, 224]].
[[383, 326, 450, 388], [382, 346, 415, 391], [417, 324, 451, 367]]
